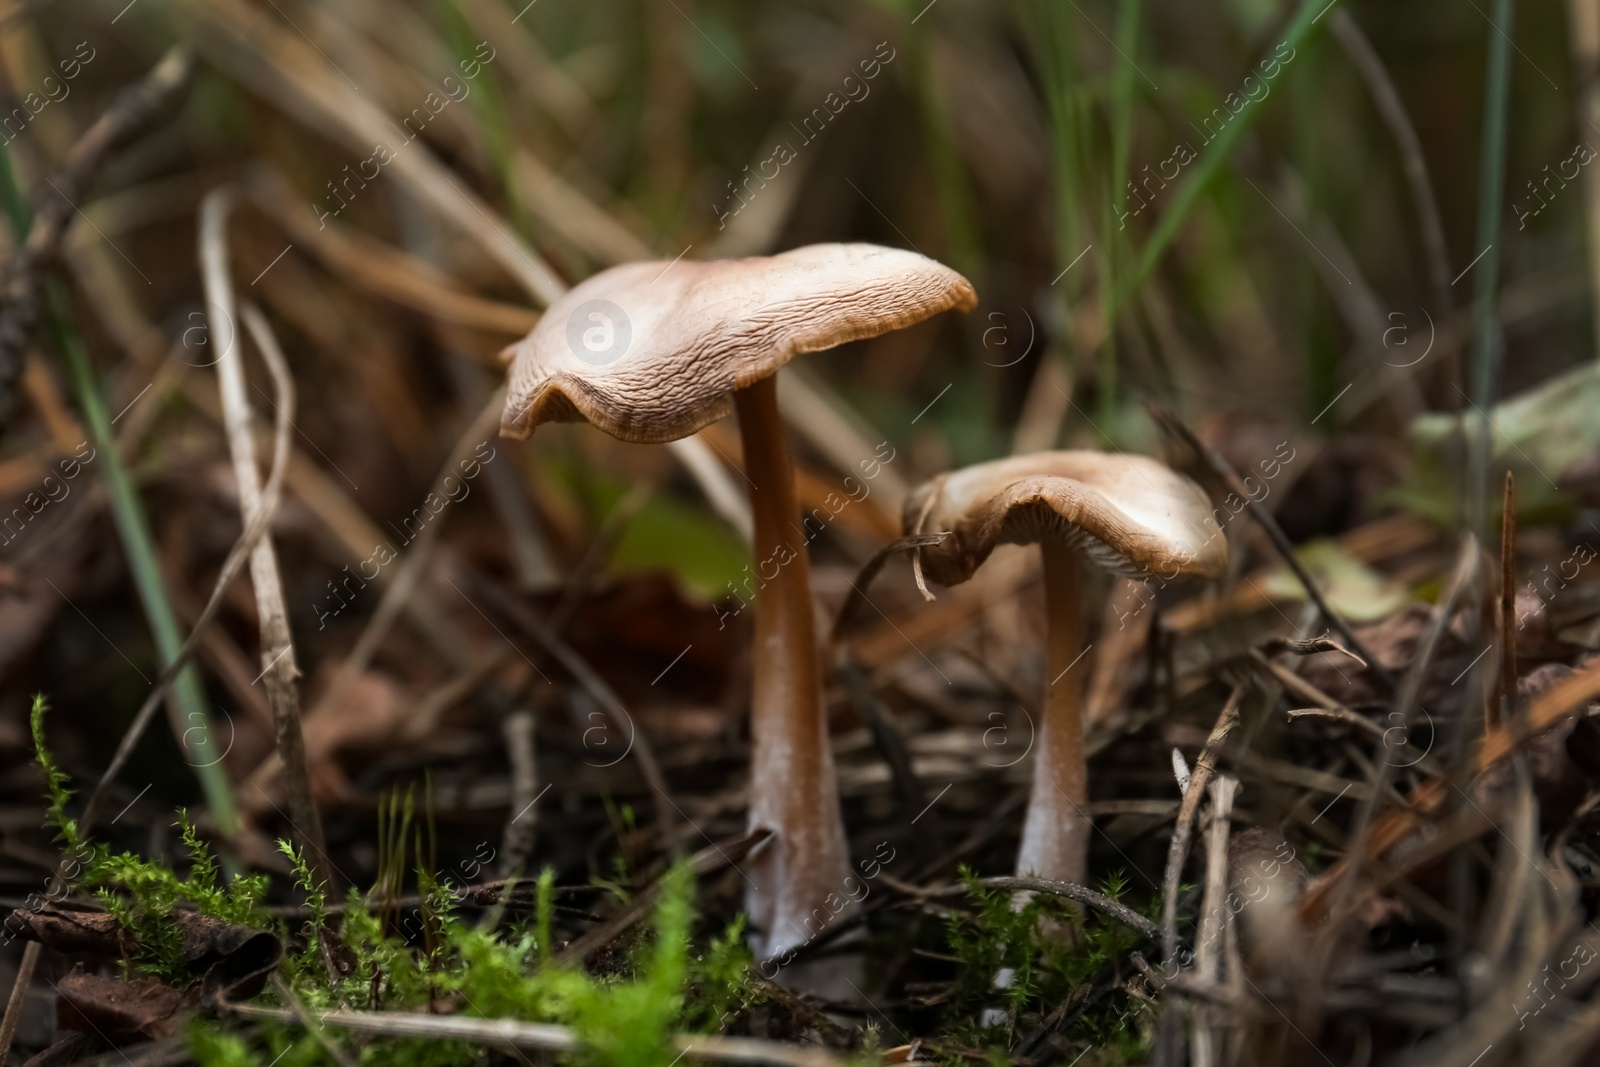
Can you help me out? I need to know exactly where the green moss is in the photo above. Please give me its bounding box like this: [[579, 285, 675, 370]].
[[32, 698, 1155, 1066], [937, 867, 1154, 1064]]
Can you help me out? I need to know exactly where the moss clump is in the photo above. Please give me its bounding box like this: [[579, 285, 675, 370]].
[[30, 696, 753, 1067]]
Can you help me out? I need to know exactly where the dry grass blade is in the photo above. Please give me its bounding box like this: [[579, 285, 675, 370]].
[[200, 186, 329, 889], [1192, 774, 1236, 1067], [1247, 649, 1346, 712], [1161, 680, 1247, 963], [512, 149, 656, 265], [1479, 658, 1600, 768], [243, 171, 540, 337], [220, 1001, 841, 1067], [498, 708, 537, 877], [673, 436, 754, 546], [776, 370, 912, 515], [180, 0, 563, 307], [1298, 586, 1600, 927]]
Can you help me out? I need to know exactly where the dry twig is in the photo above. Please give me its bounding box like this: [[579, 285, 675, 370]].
[[200, 187, 329, 889], [925, 876, 1159, 939], [1161, 680, 1247, 963], [0, 940, 39, 1066], [1148, 403, 1394, 689]]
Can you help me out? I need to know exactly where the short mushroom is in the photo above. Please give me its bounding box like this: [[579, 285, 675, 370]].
[[500, 243, 976, 956], [903, 451, 1226, 886]]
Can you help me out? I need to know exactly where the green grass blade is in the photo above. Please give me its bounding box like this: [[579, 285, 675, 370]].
[[1114, 0, 1332, 313], [1468, 0, 1517, 532], [0, 148, 238, 836], [1099, 0, 1143, 434], [904, 1, 983, 278], [1023, 0, 1086, 441]]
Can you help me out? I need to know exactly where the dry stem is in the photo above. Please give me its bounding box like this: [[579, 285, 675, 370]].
[[199, 189, 329, 888]]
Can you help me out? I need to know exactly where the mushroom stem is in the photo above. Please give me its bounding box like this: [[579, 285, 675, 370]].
[[733, 375, 853, 958], [1017, 540, 1090, 885]]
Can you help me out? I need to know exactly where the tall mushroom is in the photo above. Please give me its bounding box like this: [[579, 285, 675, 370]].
[[904, 452, 1227, 886], [500, 243, 975, 955]]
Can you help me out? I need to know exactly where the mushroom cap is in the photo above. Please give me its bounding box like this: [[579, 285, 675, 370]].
[[500, 243, 976, 443], [903, 451, 1228, 586]]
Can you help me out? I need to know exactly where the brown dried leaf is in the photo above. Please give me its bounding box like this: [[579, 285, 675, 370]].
[[56, 973, 191, 1042]]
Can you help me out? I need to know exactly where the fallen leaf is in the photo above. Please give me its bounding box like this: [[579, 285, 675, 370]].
[[6, 908, 280, 1003], [56, 973, 191, 1042], [1261, 539, 1410, 623]]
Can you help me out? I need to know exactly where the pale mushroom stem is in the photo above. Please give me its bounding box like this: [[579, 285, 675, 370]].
[[733, 375, 853, 958], [1016, 540, 1090, 885]]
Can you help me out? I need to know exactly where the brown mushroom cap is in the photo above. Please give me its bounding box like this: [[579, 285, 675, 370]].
[[904, 451, 1228, 587], [499, 243, 976, 442]]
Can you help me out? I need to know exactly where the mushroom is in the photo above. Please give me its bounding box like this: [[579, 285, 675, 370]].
[[500, 243, 976, 955], [904, 451, 1227, 886]]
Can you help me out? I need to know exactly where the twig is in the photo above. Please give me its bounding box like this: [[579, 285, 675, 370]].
[[200, 187, 329, 890], [1285, 706, 1380, 735], [273, 974, 357, 1067], [1246, 649, 1342, 711], [1147, 403, 1394, 690], [1130, 960, 1261, 1015], [0, 49, 193, 427], [0, 940, 39, 1065], [220, 1001, 841, 1067], [499, 708, 538, 877], [1191, 775, 1237, 1067], [924, 876, 1158, 939], [1328, 11, 1453, 312], [1258, 633, 1367, 667], [830, 532, 948, 643], [1161, 680, 1247, 963], [1496, 471, 1517, 728]]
